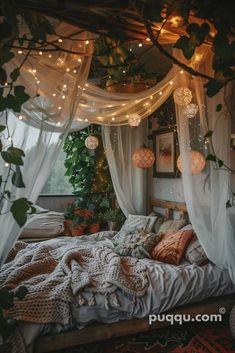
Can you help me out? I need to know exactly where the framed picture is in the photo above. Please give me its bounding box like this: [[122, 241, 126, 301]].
[[153, 128, 179, 178]]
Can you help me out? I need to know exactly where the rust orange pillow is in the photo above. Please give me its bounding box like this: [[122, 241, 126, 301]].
[[151, 229, 194, 265]]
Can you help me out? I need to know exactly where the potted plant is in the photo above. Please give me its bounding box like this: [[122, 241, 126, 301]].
[[103, 209, 125, 231], [88, 214, 101, 234], [64, 204, 94, 236], [64, 203, 75, 236]]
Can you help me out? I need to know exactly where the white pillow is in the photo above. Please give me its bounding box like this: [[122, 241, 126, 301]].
[[120, 214, 157, 233]]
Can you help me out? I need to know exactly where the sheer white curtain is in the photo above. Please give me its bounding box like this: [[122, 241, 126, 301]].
[[174, 47, 235, 282], [0, 28, 92, 266], [102, 122, 147, 216]]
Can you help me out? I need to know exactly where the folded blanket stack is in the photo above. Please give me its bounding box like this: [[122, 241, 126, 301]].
[[19, 211, 65, 238]]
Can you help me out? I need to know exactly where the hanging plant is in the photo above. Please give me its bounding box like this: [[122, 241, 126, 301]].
[[63, 125, 114, 219]]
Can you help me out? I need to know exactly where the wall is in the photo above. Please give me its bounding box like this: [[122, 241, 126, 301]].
[[148, 151, 235, 205], [148, 172, 184, 202]]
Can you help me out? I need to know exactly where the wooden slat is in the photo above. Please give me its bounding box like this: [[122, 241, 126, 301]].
[[34, 293, 235, 353], [149, 198, 187, 213]]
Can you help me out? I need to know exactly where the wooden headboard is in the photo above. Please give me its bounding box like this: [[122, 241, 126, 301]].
[[149, 198, 188, 221]]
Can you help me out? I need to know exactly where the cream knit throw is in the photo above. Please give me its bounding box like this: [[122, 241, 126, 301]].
[[0, 240, 149, 326]]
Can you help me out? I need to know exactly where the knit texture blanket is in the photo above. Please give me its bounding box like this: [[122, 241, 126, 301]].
[[0, 238, 149, 326]]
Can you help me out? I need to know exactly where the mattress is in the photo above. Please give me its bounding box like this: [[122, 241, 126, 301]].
[[5, 232, 235, 353]]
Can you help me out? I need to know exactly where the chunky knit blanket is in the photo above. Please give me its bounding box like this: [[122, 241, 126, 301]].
[[0, 238, 149, 326]]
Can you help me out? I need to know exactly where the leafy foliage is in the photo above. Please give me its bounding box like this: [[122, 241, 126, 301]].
[[63, 126, 114, 217], [0, 286, 28, 340]]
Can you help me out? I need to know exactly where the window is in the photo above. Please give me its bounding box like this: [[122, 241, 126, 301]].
[[41, 149, 73, 195]]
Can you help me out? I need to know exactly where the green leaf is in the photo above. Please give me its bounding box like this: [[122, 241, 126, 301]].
[[1, 147, 25, 166], [12, 166, 25, 188], [23, 13, 54, 41], [204, 130, 213, 139], [4, 190, 11, 199], [1, 0, 19, 35], [0, 68, 7, 85], [10, 68, 20, 82], [218, 159, 224, 168], [145, 4, 163, 22], [206, 154, 217, 162], [10, 197, 33, 227], [226, 200, 232, 208], [0, 97, 7, 112], [0, 288, 14, 309], [205, 79, 224, 97], [0, 125, 6, 133], [0, 47, 14, 66], [15, 286, 28, 300], [0, 22, 12, 40], [216, 104, 222, 112], [6, 86, 30, 112]]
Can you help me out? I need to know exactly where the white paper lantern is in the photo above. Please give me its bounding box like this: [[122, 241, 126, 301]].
[[128, 113, 141, 127], [182, 103, 199, 118], [85, 135, 99, 150], [177, 150, 206, 174], [173, 87, 192, 106], [133, 147, 155, 169]]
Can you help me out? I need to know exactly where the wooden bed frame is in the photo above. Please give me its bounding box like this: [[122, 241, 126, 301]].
[[34, 198, 235, 353]]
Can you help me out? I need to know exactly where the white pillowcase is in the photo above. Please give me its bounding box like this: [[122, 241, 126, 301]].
[[120, 214, 158, 233]]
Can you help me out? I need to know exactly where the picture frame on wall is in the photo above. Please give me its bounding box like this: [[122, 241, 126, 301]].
[[153, 128, 179, 178]]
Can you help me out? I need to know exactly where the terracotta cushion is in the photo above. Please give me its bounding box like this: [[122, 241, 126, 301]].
[[151, 229, 194, 265]]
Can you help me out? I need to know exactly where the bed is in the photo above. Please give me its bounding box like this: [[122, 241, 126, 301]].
[[2, 199, 235, 353]]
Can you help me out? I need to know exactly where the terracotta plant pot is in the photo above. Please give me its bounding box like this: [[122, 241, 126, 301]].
[[64, 219, 73, 236], [71, 225, 87, 237], [88, 223, 100, 234]]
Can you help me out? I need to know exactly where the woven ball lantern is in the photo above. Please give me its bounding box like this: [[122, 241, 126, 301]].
[[85, 135, 99, 150], [182, 103, 199, 118], [128, 113, 141, 127], [133, 146, 155, 169], [173, 87, 192, 106], [177, 150, 206, 174]]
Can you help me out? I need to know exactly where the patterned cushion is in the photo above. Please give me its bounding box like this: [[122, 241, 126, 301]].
[[120, 214, 157, 233], [151, 229, 194, 265], [157, 219, 186, 236], [179, 224, 208, 266], [148, 212, 165, 233], [185, 237, 208, 266], [113, 229, 162, 259]]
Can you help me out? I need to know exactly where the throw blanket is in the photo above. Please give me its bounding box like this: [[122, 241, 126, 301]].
[[0, 238, 149, 325]]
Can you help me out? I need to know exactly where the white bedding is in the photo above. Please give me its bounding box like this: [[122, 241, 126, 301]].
[[5, 232, 235, 353]]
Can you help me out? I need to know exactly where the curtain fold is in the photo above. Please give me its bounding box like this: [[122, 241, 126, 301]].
[[102, 122, 147, 216], [0, 30, 92, 266], [173, 47, 235, 282]]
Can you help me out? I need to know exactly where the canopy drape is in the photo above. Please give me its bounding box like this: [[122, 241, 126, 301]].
[[173, 47, 235, 282], [1, 21, 234, 284]]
